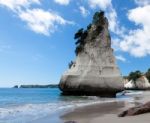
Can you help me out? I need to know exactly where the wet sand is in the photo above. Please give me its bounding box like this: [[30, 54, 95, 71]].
[[70, 113, 150, 123], [61, 91, 150, 123], [61, 101, 150, 123], [33, 91, 150, 123]]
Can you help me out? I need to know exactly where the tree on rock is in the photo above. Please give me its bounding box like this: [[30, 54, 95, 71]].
[[74, 11, 106, 56], [146, 68, 150, 82], [68, 61, 74, 69], [128, 70, 142, 87], [74, 28, 88, 55]]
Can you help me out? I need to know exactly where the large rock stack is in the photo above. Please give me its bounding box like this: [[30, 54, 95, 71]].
[[59, 11, 124, 97]]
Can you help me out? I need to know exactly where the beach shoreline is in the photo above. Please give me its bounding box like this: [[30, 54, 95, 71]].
[[61, 101, 128, 123], [61, 91, 150, 123], [31, 91, 150, 123]]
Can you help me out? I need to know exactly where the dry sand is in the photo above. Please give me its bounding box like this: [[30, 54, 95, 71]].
[[61, 91, 150, 123], [33, 91, 150, 123]]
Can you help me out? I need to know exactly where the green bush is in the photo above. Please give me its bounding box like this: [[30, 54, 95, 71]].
[[128, 70, 142, 82], [74, 10, 106, 56], [74, 28, 83, 40], [74, 29, 88, 55], [87, 23, 92, 30], [128, 70, 142, 87], [146, 68, 150, 82], [68, 61, 74, 69]]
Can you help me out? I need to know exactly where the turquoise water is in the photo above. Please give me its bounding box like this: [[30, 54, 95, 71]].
[[0, 88, 131, 123], [0, 88, 60, 107]]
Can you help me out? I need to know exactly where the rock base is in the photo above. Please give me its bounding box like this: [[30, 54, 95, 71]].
[[59, 75, 123, 97]]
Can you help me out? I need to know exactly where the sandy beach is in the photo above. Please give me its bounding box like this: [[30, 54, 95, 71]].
[[60, 91, 150, 123], [61, 102, 150, 123], [31, 91, 150, 123]]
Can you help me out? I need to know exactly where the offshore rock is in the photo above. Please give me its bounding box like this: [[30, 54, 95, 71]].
[[59, 11, 124, 97]]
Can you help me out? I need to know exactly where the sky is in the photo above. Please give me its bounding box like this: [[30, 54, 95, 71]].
[[0, 0, 150, 87]]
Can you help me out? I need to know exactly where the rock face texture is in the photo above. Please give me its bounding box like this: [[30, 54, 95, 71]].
[[125, 76, 150, 90], [136, 76, 150, 89], [59, 11, 124, 96]]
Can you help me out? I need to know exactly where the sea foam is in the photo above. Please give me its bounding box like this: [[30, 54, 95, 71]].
[[0, 96, 131, 123]]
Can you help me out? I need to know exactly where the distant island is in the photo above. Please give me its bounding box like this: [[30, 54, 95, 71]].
[[13, 84, 58, 88]]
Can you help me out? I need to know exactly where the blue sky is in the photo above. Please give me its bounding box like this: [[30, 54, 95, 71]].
[[0, 0, 150, 87]]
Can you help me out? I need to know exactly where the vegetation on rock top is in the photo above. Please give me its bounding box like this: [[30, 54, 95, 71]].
[[74, 10, 106, 56], [146, 68, 150, 82], [125, 68, 150, 84]]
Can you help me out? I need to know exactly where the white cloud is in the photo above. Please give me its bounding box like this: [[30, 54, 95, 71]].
[[54, 0, 70, 5], [128, 5, 150, 27], [0, 0, 74, 36], [106, 7, 120, 34], [0, 0, 40, 11], [118, 5, 150, 57], [116, 55, 126, 62], [88, 0, 111, 10], [19, 9, 74, 35], [107, 6, 127, 36], [107, 8, 117, 32], [134, 0, 150, 6], [79, 6, 89, 17]]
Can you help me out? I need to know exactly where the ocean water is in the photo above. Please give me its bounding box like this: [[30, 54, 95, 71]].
[[0, 88, 135, 123]]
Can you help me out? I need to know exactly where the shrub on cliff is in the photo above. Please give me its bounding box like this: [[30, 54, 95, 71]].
[[74, 28, 88, 55], [128, 70, 142, 87], [74, 11, 105, 56], [146, 68, 150, 82], [68, 61, 74, 69], [128, 70, 142, 82]]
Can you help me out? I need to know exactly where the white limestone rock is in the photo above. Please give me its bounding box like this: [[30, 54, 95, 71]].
[[124, 76, 150, 89], [124, 80, 135, 89], [59, 11, 124, 96], [136, 76, 150, 89]]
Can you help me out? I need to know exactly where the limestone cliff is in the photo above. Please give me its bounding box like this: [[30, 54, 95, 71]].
[[125, 76, 150, 89], [59, 11, 124, 96]]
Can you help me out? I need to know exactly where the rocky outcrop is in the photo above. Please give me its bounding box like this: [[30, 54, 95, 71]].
[[59, 11, 124, 97], [118, 101, 150, 117], [64, 121, 77, 123], [125, 76, 150, 90], [136, 76, 150, 89]]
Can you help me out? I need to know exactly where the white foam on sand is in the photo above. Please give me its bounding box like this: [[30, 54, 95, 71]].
[[0, 95, 134, 123]]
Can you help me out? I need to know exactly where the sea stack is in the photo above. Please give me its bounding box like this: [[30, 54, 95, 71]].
[[59, 11, 124, 97]]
